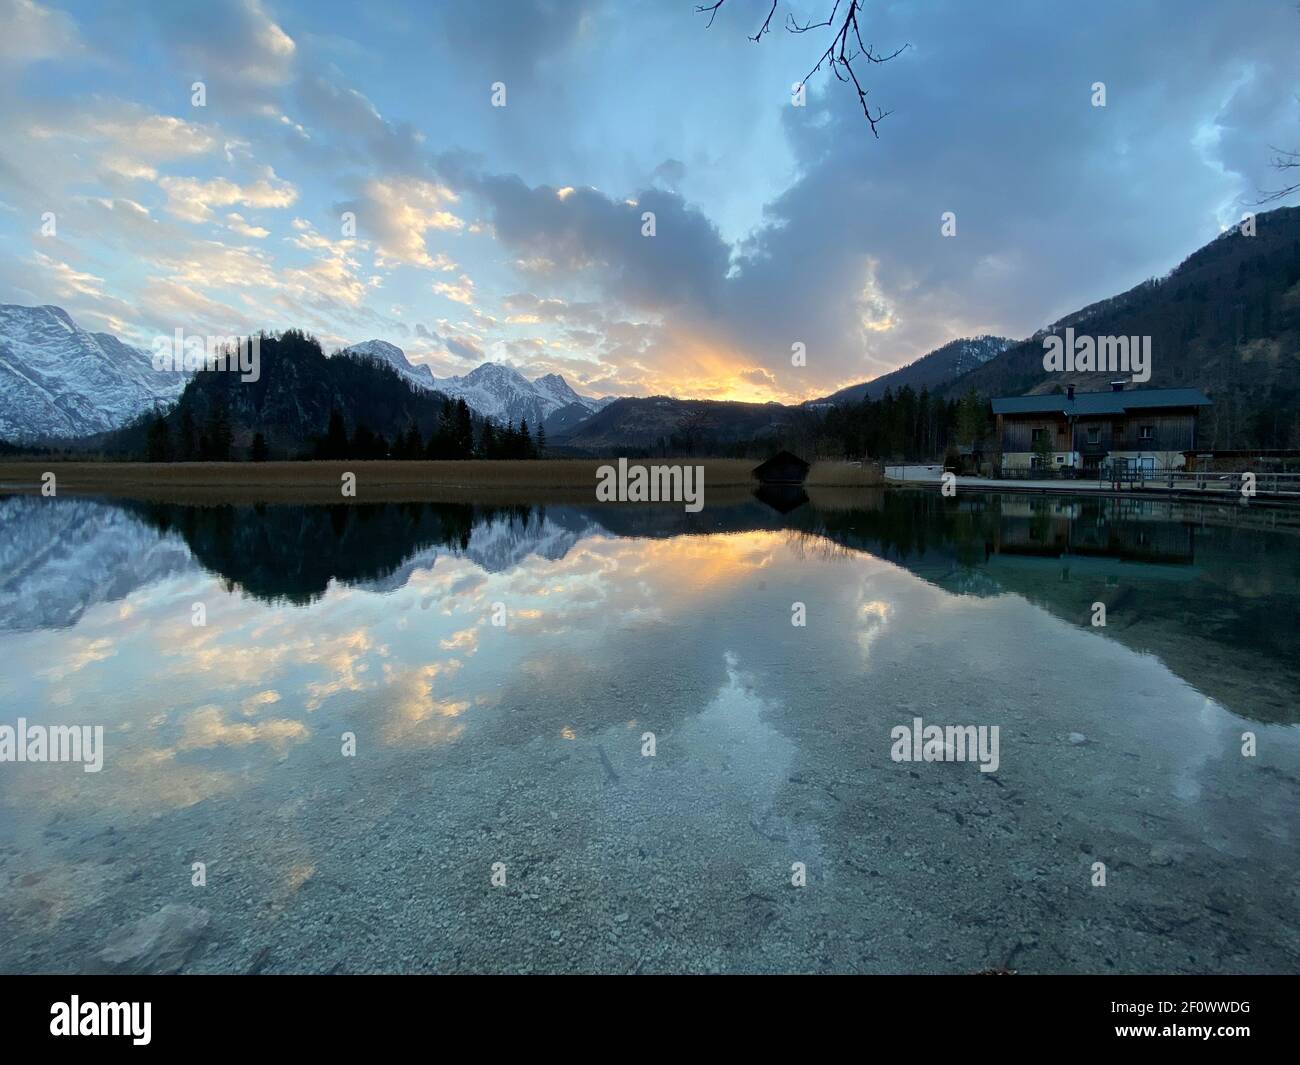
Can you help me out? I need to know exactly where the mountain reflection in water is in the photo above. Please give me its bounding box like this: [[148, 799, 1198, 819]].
[[0, 489, 1297, 974], [5, 490, 1291, 724]]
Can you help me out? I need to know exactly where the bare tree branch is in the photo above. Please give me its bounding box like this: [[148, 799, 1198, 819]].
[[1254, 145, 1300, 205], [697, 0, 906, 135], [787, 0, 843, 35], [750, 0, 778, 42], [1250, 57, 1300, 204], [694, 1, 727, 30]]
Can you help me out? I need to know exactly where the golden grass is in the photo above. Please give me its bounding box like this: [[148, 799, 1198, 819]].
[[805, 461, 884, 488], [0, 458, 880, 505]]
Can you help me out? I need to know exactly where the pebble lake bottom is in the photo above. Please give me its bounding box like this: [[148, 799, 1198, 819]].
[[0, 489, 1296, 974]]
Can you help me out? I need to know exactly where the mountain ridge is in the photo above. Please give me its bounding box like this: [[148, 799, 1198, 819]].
[[814, 335, 1014, 407], [0, 303, 186, 441], [6, 207, 1299, 454], [938, 206, 1300, 447], [339, 340, 611, 433]]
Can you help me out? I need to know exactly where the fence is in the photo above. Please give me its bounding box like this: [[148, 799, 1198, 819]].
[[1125, 469, 1300, 495], [999, 466, 1082, 481], [885, 462, 1300, 497]]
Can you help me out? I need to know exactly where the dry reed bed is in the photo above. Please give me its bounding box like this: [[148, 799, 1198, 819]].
[[0, 459, 881, 505]]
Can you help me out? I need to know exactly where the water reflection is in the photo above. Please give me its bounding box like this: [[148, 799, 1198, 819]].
[[0, 490, 1297, 973], [9, 491, 1291, 722]]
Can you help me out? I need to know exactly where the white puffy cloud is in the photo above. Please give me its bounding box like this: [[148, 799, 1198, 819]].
[[350, 177, 464, 268], [158, 167, 297, 222], [433, 274, 475, 306]]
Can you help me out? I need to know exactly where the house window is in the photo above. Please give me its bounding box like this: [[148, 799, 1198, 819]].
[[1086, 426, 1100, 444], [1031, 427, 1049, 444], [1114, 422, 1125, 441], [1138, 424, 1154, 441]]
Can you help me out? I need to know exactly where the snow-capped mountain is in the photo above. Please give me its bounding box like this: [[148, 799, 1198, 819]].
[[0, 304, 186, 441], [354, 508, 599, 593], [434, 362, 561, 429], [0, 496, 197, 632], [339, 339, 612, 432], [433, 363, 616, 430], [338, 339, 436, 391], [531, 372, 587, 410]]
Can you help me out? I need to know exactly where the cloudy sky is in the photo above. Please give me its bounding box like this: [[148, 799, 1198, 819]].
[[1, 0, 1296, 402]]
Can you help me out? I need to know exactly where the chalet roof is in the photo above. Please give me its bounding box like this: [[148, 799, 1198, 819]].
[[991, 387, 1212, 417]]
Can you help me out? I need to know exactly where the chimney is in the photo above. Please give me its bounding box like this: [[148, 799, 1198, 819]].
[[1110, 379, 1126, 392], [1066, 384, 1075, 400]]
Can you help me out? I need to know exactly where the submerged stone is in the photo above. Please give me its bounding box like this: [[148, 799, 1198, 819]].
[[99, 904, 210, 974]]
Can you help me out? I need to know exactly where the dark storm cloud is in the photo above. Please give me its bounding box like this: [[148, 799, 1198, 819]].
[[471, 175, 732, 312]]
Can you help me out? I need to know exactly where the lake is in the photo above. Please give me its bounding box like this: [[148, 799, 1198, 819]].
[[1, 488, 1297, 973]]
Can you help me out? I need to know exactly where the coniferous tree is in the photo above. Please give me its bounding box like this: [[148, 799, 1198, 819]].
[[454, 399, 474, 458], [323, 408, 349, 459], [177, 405, 197, 461], [955, 389, 988, 447], [145, 414, 172, 462], [351, 423, 378, 459], [212, 396, 233, 460], [405, 425, 424, 459]]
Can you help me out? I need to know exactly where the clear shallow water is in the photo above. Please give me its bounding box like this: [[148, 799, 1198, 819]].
[[0, 489, 1297, 973]]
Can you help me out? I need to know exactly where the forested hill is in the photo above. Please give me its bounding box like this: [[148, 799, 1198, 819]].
[[942, 206, 1300, 448], [102, 330, 480, 461], [817, 335, 1013, 405]]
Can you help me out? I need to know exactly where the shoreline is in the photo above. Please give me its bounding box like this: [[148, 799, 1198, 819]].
[[0, 458, 882, 506]]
